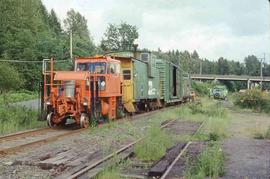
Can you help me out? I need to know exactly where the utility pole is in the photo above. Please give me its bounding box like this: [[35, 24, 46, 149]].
[[70, 30, 73, 62], [260, 53, 265, 90], [199, 59, 202, 75]]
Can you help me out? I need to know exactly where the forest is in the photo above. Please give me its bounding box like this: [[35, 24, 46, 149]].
[[0, 0, 269, 93]]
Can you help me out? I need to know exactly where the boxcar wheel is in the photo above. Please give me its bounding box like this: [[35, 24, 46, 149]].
[[47, 112, 56, 128], [80, 113, 89, 128]]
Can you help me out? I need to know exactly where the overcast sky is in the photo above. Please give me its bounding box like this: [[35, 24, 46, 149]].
[[42, 0, 270, 61]]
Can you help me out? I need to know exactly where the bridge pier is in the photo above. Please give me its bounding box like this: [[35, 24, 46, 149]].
[[247, 79, 250, 89]]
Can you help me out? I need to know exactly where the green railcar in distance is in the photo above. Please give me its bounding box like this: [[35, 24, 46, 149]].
[[210, 85, 228, 100]]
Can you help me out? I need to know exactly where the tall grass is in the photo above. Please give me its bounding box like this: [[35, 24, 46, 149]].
[[185, 143, 225, 178], [0, 106, 44, 135], [134, 125, 173, 161], [0, 90, 37, 105], [179, 99, 229, 141]]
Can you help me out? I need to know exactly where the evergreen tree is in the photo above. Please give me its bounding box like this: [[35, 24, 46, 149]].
[[64, 9, 95, 57]]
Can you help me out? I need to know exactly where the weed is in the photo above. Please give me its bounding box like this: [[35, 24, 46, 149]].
[[185, 142, 225, 178], [134, 125, 173, 161]]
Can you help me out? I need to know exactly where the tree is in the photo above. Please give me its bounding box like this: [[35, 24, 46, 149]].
[[244, 55, 260, 76], [0, 63, 22, 104], [217, 57, 229, 75], [100, 22, 138, 51], [64, 9, 95, 57], [48, 9, 62, 35]]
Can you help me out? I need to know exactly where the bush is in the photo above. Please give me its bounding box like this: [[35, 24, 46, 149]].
[[234, 89, 270, 113], [191, 81, 212, 96]]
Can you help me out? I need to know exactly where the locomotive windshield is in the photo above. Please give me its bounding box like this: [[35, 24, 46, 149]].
[[77, 62, 106, 74]]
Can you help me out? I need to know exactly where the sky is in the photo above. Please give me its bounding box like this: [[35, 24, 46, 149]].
[[42, 0, 270, 62]]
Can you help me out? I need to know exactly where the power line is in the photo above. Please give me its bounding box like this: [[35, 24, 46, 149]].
[[0, 59, 69, 63]]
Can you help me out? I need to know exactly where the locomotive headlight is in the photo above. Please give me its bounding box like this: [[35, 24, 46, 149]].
[[46, 101, 51, 105], [101, 81, 106, 87], [83, 102, 88, 106]]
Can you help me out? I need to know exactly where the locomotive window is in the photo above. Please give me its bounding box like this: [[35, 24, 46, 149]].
[[88, 62, 106, 74], [123, 70, 131, 80], [76, 63, 87, 71], [116, 63, 120, 75], [107, 63, 115, 74]]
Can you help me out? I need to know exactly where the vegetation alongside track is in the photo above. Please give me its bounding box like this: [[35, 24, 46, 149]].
[[0, 106, 43, 135], [0, 89, 41, 135], [0, 90, 37, 105]]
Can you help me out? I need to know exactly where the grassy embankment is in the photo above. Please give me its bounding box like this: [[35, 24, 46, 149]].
[[95, 98, 229, 179], [0, 91, 44, 135]]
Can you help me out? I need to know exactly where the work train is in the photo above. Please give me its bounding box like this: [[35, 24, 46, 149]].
[[42, 51, 193, 128]]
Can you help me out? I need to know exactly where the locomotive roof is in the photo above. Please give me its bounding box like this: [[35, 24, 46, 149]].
[[75, 56, 120, 63]]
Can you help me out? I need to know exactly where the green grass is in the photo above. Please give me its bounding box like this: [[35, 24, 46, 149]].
[[0, 90, 37, 105], [94, 166, 120, 179], [254, 126, 270, 140], [185, 142, 225, 179], [134, 125, 174, 161], [0, 106, 44, 135], [178, 99, 229, 141]]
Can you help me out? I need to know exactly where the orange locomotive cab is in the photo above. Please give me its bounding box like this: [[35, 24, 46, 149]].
[[43, 57, 122, 128]]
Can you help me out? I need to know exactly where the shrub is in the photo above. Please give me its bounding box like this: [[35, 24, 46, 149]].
[[234, 89, 270, 113], [191, 81, 213, 96]]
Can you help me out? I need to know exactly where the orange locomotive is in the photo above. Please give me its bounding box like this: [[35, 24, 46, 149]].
[[42, 57, 122, 128]]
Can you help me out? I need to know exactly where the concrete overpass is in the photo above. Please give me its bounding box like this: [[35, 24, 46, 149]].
[[190, 74, 270, 89]]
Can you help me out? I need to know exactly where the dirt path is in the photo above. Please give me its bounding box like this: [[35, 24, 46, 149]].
[[222, 110, 270, 178]]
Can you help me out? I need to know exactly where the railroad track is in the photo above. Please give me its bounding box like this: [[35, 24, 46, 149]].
[[59, 119, 177, 179], [0, 126, 85, 156], [0, 105, 181, 157], [62, 119, 205, 179], [160, 120, 205, 179]]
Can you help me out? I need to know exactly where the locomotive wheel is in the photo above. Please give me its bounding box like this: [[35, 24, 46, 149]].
[[80, 113, 89, 128], [47, 112, 56, 128]]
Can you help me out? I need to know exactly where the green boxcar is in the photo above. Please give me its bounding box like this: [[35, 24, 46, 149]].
[[133, 59, 160, 101], [156, 59, 183, 104], [181, 73, 192, 99]]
